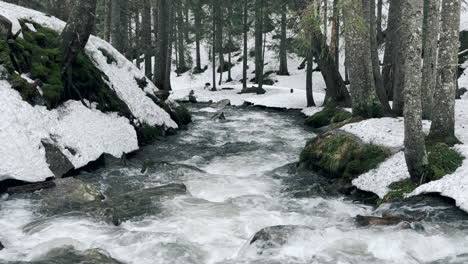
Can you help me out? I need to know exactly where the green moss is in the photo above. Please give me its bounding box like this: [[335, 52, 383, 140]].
[[137, 123, 165, 145], [300, 134, 390, 178], [381, 179, 418, 203], [427, 143, 464, 181], [305, 107, 352, 128], [0, 19, 131, 116], [157, 100, 192, 126], [353, 100, 385, 119]]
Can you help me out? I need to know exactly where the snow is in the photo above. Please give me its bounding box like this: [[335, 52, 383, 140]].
[[341, 118, 431, 150], [352, 152, 409, 199], [0, 80, 138, 182]]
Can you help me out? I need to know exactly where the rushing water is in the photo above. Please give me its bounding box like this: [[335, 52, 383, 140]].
[[1, 105, 468, 264]]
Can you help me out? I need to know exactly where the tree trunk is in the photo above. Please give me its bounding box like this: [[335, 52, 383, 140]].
[[369, 0, 391, 114], [429, 0, 461, 143], [391, 1, 405, 116], [142, 0, 152, 78], [306, 34, 315, 107], [278, 4, 289, 76], [211, 0, 217, 90], [376, 0, 384, 44], [421, 0, 441, 120], [401, 0, 428, 183], [254, 0, 264, 89], [382, 0, 401, 101], [154, 0, 173, 91], [176, 2, 187, 74], [194, 0, 202, 72], [242, 0, 248, 90], [104, 0, 111, 42], [344, 0, 383, 118], [311, 30, 352, 107], [61, 0, 97, 101], [227, 1, 233, 82], [216, 2, 224, 86], [330, 0, 339, 69]]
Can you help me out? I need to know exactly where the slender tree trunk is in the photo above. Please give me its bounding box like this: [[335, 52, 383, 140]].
[[401, 0, 428, 183], [254, 0, 264, 89], [176, 2, 187, 73], [135, 4, 142, 69], [152, 0, 158, 79], [165, 5, 174, 90], [376, 0, 384, 44], [382, 0, 401, 101], [421, 0, 441, 120], [391, 1, 405, 116], [344, 0, 383, 118], [369, 0, 391, 114], [217, 2, 224, 86], [104, 0, 111, 42], [61, 0, 97, 101], [278, 3, 289, 76], [194, 0, 202, 71], [429, 0, 461, 143], [330, 0, 339, 69], [242, 0, 248, 90], [142, 0, 152, 78], [306, 33, 315, 107], [323, 0, 327, 42], [211, 0, 216, 90]]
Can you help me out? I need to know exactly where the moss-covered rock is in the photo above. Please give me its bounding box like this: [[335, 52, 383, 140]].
[[0, 19, 132, 117], [299, 132, 390, 179], [305, 107, 353, 129], [136, 123, 165, 145], [157, 100, 192, 127]]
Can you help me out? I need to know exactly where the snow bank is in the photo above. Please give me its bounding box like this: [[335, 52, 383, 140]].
[[0, 1, 177, 130], [0, 80, 138, 182], [352, 152, 409, 199]]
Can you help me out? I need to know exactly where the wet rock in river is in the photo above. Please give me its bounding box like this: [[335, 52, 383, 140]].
[[355, 212, 425, 227], [248, 225, 314, 255], [7, 246, 123, 264], [215, 99, 231, 109], [40, 177, 105, 215], [211, 112, 226, 121], [0, 241, 4, 250]]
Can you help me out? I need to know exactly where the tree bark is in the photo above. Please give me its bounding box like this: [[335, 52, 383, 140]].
[[142, 0, 152, 78], [242, 0, 248, 90], [382, 0, 401, 101], [344, 0, 383, 118], [254, 0, 264, 90], [194, 0, 202, 71], [429, 0, 461, 143], [176, 1, 187, 73], [278, 3, 289, 76], [154, 0, 173, 91], [211, 0, 217, 90], [401, 0, 428, 183], [421, 0, 441, 120], [306, 34, 315, 107], [330, 0, 339, 69], [369, 0, 391, 114]]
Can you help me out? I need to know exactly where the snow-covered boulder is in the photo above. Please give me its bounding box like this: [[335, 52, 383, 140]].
[[0, 2, 179, 183]]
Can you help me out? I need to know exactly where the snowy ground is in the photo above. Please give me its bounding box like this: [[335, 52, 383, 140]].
[[0, 2, 176, 182]]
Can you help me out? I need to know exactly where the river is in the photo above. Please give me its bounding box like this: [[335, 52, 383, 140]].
[[1, 105, 468, 264]]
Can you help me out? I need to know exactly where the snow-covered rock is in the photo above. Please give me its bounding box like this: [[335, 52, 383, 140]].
[[0, 2, 175, 182], [0, 80, 138, 182]]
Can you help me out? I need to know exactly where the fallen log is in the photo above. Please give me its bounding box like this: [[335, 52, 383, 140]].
[[7, 181, 56, 194]]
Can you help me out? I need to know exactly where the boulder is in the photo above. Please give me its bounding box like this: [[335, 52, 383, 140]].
[[42, 140, 74, 178], [0, 15, 12, 39], [240, 87, 266, 95]]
